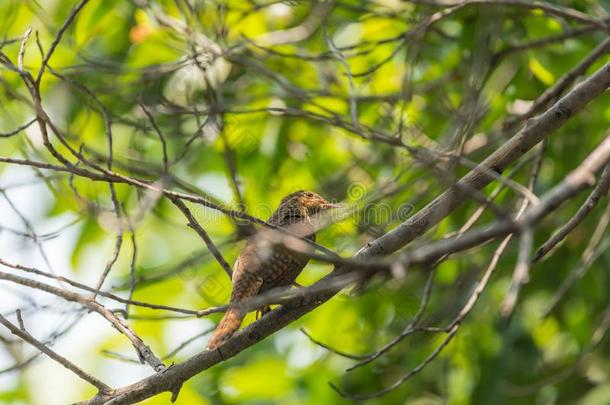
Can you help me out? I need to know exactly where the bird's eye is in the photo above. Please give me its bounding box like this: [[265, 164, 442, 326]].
[[305, 192, 314, 197]]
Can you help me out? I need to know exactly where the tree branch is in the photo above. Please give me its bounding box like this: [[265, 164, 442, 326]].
[[0, 313, 111, 393], [82, 62, 610, 405]]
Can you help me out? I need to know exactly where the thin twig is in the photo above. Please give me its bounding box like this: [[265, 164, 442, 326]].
[[0, 313, 110, 393], [0, 270, 166, 371], [500, 227, 533, 317], [17, 27, 32, 71], [169, 198, 233, 278], [0, 257, 212, 316], [300, 328, 369, 360], [504, 38, 610, 130], [533, 164, 610, 262], [35, 0, 90, 85], [140, 103, 169, 172], [0, 118, 36, 138], [125, 217, 138, 317], [542, 203, 610, 316]]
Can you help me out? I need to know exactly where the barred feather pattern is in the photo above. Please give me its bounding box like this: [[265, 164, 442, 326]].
[[207, 191, 331, 350]]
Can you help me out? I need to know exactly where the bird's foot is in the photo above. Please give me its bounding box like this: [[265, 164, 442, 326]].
[[255, 305, 272, 320]]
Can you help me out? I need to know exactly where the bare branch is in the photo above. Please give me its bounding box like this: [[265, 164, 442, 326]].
[[0, 313, 111, 393], [83, 77, 610, 404], [364, 62, 610, 258], [17, 27, 32, 71], [533, 164, 610, 262], [169, 197, 233, 278], [500, 228, 533, 317], [542, 202, 610, 316], [504, 38, 610, 130], [0, 118, 36, 138], [0, 270, 165, 371], [0, 257, 207, 316], [35, 0, 90, 85]]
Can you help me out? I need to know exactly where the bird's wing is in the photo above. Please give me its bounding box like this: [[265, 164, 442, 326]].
[[256, 246, 310, 293], [229, 243, 263, 302]]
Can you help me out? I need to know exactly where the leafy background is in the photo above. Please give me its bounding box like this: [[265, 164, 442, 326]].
[[0, 0, 609, 404]]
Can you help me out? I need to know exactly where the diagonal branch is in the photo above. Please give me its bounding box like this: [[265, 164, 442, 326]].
[[533, 164, 610, 262], [169, 197, 233, 278], [35, 0, 90, 85], [82, 61, 610, 405], [0, 313, 111, 393], [0, 271, 165, 372]]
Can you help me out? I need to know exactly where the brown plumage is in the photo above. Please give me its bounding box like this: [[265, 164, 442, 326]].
[[207, 190, 337, 350]]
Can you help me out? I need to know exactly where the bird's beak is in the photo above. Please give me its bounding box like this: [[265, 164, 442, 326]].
[[321, 202, 340, 209]]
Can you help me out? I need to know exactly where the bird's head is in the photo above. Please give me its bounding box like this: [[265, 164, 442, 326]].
[[280, 190, 338, 216]]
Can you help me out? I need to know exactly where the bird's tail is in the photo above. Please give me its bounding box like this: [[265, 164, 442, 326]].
[[207, 306, 244, 350]]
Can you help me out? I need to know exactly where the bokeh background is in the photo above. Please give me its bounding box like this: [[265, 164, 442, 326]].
[[1, 0, 609, 404]]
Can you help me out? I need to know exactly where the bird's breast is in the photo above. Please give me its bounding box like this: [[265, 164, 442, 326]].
[[257, 245, 310, 292]]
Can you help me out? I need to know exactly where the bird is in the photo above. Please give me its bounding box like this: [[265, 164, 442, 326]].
[[207, 190, 337, 350]]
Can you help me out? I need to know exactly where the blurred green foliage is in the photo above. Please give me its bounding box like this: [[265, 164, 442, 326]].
[[1, 0, 610, 404]]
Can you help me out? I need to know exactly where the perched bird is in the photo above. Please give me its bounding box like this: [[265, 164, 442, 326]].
[[207, 190, 337, 350]]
